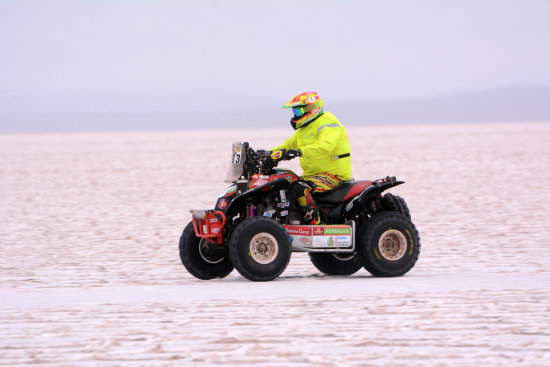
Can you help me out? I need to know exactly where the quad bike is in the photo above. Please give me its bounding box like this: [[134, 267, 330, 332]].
[[179, 142, 420, 281]]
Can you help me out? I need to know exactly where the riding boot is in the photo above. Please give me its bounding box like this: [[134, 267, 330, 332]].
[[302, 203, 321, 225]]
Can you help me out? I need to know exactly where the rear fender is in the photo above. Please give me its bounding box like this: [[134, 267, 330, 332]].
[[344, 176, 404, 219]]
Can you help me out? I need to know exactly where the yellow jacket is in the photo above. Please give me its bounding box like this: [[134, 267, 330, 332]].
[[274, 112, 352, 181]]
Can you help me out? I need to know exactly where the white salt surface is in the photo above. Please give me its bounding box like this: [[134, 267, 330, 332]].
[[1, 122, 549, 366]]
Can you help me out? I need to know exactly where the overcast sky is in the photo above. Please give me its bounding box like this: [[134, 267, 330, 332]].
[[1, 0, 549, 129]]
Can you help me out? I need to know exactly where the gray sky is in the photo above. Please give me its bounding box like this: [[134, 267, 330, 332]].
[[1, 0, 549, 131]]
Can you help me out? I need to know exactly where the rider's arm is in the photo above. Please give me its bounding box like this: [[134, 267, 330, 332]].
[[300, 123, 342, 157]]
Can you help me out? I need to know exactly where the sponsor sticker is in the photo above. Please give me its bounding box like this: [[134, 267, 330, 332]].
[[324, 227, 351, 235], [253, 179, 268, 187], [300, 237, 312, 245], [284, 225, 312, 236], [313, 227, 324, 235], [289, 235, 311, 247], [337, 236, 351, 247], [217, 199, 228, 210], [285, 225, 352, 249]]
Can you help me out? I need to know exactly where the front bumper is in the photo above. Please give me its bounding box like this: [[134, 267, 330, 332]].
[[189, 210, 226, 244]]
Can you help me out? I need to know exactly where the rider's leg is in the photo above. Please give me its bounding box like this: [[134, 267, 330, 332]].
[[294, 181, 320, 225], [294, 173, 343, 225]]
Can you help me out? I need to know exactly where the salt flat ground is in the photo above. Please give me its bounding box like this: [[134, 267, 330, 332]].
[[1, 122, 549, 366]]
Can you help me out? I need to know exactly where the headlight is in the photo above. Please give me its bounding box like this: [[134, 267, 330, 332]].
[[190, 210, 207, 219]]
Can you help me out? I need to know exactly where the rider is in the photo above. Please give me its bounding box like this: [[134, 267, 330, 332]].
[[270, 91, 352, 224]]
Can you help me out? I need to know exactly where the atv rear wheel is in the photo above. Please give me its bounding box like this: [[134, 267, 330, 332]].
[[358, 212, 420, 277], [308, 252, 363, 276], [229, 216, 291, 281], [179, 221, 234, 280], [380, 193, 411, 219]]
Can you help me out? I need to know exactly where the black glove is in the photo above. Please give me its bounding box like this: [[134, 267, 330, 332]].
[[270, 149, 302, 161], [284, 149, 302, 160]]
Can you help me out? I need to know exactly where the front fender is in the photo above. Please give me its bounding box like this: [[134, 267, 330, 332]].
[[224, 178, 294, 218]]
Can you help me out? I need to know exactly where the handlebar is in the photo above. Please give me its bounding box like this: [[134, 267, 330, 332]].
[[242, 145, 279, 176]]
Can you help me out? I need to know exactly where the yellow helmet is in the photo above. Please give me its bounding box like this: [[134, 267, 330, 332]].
[[282, 91, 324, 130]]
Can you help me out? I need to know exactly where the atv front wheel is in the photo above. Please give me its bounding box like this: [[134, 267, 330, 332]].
[[179, 221, 234, 280], [308, 252, 363, 276], [229, 216, 291, 281], [358, 212, 420, 277]]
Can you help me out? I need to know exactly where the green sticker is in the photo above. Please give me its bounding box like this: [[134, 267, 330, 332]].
[[323, 227, 351, 235]]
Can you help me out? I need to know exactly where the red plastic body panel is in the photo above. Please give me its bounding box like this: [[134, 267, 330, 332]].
[[249, 172, 300, 189], [342, 180, 372, 201]]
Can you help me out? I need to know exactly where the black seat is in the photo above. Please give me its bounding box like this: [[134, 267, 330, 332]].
[[312, 182, 356, 205]]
